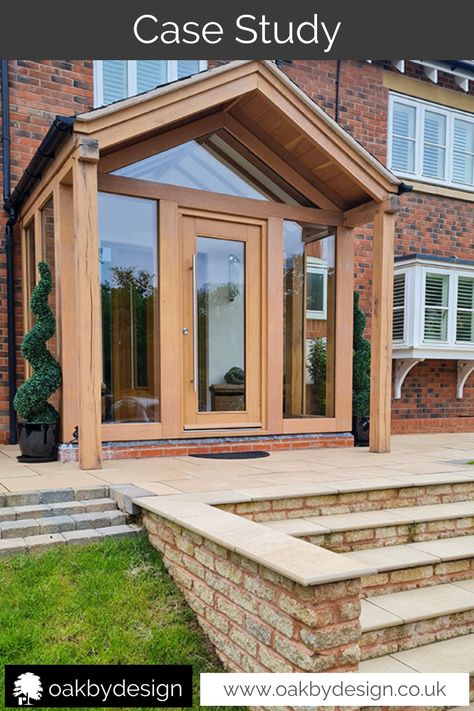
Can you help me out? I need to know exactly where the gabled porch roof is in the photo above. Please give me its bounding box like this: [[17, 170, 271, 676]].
[[12, 60, 402, 220]]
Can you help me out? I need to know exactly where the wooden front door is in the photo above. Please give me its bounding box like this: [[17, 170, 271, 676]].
[[181, 214, 263, 430]]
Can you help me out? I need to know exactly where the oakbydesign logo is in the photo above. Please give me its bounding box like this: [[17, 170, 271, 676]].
[[12, 673, 43, 706]]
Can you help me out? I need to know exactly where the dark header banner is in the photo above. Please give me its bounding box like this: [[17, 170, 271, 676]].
[[0, 0, 473, 59]]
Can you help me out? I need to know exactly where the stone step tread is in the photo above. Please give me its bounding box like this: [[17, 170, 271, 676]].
[[359, 632, 474, 674], [0, 486, 110, 508], [266, 500, 474, 537], [361, 579, 474, 632], [0, 524, 143, 555], [0, 510, 127, 538], [0, 498, 118, 522], [342, 534, 474, 573]]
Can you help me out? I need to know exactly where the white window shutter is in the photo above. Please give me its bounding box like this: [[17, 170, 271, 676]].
[[456, 277, 474, 342], [136, 60, 168, 93], [453, 119, 474, 186], [177, 60, 201, 79], [392, 273, 406, 342], [424, 273, 449, 342], [391, 102, 416, 172], [423, 111, 446, 179], [102, 60, 128, 105]]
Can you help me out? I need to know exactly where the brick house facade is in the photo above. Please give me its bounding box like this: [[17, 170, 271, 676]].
[[1, 58, 473, 445]]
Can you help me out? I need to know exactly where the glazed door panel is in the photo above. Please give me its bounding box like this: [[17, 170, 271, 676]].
[[181, 215, 262, 429]]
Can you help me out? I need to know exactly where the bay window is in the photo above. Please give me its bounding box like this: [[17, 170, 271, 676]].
[[393, 256, 474, 356]]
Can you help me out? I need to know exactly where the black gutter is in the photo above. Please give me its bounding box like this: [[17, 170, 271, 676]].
[[6, 115, 75, 212], [1, 60, 17, 443]]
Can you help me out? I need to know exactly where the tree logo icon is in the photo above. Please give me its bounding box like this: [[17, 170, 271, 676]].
[[12, 672, 43, 706]]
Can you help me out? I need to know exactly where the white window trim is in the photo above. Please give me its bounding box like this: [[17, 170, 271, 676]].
[[93, 60, 208, 107], [306, 257, 328, 320], [388, 92, 474, 193]]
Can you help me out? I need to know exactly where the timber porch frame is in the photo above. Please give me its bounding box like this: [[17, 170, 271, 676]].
[[12, 60, 401, 469]]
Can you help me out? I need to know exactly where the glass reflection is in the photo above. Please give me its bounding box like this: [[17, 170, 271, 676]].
[[283, 221, 335, 418], [98, 193, 159, 423]]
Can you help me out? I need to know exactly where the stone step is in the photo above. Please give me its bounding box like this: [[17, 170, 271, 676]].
[[0, 498, 119, 523], [265, 501, 474, 552], [0, 524, 143, 555], [342, 534, 474, 595], [359, 631, 474, 675], [0, 509, 127, 539], [0, 486, 110, 508], [361, 579, 474, 660]]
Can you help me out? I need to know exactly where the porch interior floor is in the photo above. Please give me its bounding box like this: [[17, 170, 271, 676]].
[[0, 432, 474, 496]]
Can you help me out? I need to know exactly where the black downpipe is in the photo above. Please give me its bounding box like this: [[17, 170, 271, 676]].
[[1, 59, 17, 444], [335, 60, 341, 123]]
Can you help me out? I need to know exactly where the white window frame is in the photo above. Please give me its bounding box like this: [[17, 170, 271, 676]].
[[306, 257, 328, 320], [388, 92, 474, 192], [93, 60, 208, 107]]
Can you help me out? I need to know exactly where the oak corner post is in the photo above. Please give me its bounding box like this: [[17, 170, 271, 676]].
[[370, 209, 396, 453], [73, 138, 102, 470]]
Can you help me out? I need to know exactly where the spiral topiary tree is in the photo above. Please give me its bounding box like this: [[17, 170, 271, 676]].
[[352, 290, 371, 417], [13, 262, 62, 423]]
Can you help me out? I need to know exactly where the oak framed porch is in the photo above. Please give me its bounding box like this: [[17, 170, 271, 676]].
[[13, 60, 401, 469]]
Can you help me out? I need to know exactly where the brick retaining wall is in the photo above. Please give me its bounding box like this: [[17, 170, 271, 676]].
[[142, 509, 363, 674]]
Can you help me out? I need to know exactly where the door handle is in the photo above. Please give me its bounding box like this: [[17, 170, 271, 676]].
[[182, 327, 189, 335], [192, 254, 198, 393]]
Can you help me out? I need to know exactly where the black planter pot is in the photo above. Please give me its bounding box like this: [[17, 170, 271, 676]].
[[17, 421, 59, 463], [352, 415, 370, 447]]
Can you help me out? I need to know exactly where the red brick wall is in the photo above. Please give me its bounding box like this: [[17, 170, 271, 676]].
[[2, 59, 474, 442], [0, 60, 93, 442]]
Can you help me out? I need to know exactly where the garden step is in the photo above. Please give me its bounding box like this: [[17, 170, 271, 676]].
[[264, 501, 474, 552], [0, 486, 110, 508], [360, 579, 474, 659], [359, 631, 474, 675], [0, 509, 127, 538], [342, 534, 474, 595], [0, 498, 119, 523], [0, 524, 143, 555]]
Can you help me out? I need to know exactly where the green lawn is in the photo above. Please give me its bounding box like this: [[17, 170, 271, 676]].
[[0, 534, 241, 711]]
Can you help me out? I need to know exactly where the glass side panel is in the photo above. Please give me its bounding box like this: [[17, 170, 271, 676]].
[[98, 192, 160, 423], [283, 221, 336, 418], [196, 237, 245, 412]]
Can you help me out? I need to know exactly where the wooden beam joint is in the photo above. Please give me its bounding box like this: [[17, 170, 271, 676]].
[[344, 194, 400, 227]]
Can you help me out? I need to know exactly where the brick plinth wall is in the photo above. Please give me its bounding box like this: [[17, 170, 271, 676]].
[[142, 510, 362, 674], [57, 432, 353, 462]]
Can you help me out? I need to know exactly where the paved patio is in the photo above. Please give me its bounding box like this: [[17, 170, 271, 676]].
[[1, 432, 474, 496]]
